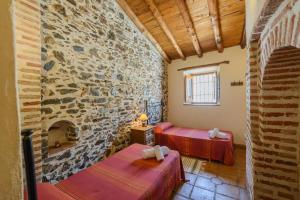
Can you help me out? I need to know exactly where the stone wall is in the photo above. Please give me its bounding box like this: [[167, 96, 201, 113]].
[[40, 0, 167, 183], [246, 0, 300, 199]]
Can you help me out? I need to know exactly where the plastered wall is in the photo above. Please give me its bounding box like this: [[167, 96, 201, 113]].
[[168, 46, 246, 145], [0, 0, 23, 199]]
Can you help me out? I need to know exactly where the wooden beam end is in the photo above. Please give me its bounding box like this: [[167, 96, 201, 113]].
[[240, 18, 246, 49], [166, 57, 172, 64]]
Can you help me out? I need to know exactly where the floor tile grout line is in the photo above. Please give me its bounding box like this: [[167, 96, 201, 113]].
[[213, 177, 217, 200], [188, 174, 197, 199], [194, 173, 216, 200], [184, 172, 245, 200]]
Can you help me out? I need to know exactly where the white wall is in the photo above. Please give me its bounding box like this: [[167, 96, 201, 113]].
[[167, 46, 246, 145], [0, 0, 23, 199], [245, 0, 266, 41]]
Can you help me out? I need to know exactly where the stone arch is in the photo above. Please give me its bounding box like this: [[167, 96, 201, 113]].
[[44, 118, 77, 132]]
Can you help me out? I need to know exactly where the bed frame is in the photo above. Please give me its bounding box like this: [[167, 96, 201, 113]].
[[22, 129, 38, 200]]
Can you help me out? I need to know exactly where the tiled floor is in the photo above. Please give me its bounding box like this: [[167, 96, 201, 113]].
[[173, 148, 249, 200]]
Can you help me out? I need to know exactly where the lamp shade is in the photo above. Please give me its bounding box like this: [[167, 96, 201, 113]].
[[139, 114, 148, 121]]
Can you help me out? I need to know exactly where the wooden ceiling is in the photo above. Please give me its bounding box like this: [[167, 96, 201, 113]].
[[118, 0, 245, 62]]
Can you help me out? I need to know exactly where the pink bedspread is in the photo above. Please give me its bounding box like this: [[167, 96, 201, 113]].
[[24, 183, 75, 200], [25, 144, 185, 200], [154, 124, 234, 165]]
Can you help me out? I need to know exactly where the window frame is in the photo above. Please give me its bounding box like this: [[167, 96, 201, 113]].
[[184, 67, 220, 106]]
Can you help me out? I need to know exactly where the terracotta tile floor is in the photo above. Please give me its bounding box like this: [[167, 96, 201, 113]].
[[173, 148, 250, 200]]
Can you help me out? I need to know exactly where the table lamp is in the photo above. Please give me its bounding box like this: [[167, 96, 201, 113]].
[[139, 114, 148, 127]]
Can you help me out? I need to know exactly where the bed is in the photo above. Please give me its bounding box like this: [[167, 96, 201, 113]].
[[26, 143, 185, 200], [154, 122, 234, 165]]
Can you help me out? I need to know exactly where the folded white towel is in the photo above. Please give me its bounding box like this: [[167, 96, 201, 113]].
[[208, 130, 214, 138], [154, 145, 164, 161], [208, 128, 228, 139], [142, 146, 169, 159], [208, 128, 219, 138], [216, 132, 228, 139]]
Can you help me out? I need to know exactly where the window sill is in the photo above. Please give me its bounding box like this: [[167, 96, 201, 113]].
[[183, 103, 220, 106]]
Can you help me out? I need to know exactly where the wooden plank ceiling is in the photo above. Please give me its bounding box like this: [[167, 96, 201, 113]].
[[118, 0, 245, 62]]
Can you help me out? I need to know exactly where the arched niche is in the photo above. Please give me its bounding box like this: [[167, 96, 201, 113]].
[[42, 120, 79, 157]]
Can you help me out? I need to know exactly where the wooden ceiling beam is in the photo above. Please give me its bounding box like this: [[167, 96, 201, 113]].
[[207, 0, 223, 53], [144, 0, 186, 60], [117, 0, 171, 63], [240, 18, 246, 49], [176, 0, 203, 57]]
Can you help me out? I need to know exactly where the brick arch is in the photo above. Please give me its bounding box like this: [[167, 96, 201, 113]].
[[259, 1, 300, 76], [257, 46, 300, 200], [246, 1, 300, 200]]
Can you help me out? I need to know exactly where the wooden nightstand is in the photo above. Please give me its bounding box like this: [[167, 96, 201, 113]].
[[130, 125, 154, 146]]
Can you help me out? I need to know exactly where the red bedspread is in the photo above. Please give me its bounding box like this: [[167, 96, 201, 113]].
[[24, 183, 75, 200], [154, 123, 234, 165], [26, 144, 185, 200]]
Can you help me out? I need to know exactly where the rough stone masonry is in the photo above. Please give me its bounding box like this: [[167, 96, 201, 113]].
[[40, 0, 167, 183]]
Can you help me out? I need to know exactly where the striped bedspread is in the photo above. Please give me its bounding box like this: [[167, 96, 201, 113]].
[[155, 124, 234, 165], [26, 144, 185, 200]]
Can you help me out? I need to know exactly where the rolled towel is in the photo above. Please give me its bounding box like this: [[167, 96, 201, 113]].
[[208, 130, 215, 138], [154, 145, 164, 161], [142, 146, 169, 159], [208, 128, 218, 138], [213, 128, 219, 135], [161, 146, 170, 155], [208, 128, 229, 139], [142, 148, 156, 159], [216, 131, 229, 139]]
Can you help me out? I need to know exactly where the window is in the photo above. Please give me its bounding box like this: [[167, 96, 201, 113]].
[[184, 66, 220, 105]]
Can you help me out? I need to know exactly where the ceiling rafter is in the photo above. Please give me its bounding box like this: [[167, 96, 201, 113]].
[[240, 18, 246, 49], [176, 0, 203, 57], [144, 0, 186, 60], [207, 0, 224, 53], [117, 0, 171, 63]]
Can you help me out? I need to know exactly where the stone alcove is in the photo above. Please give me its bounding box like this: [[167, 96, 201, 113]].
[[42, 120, 79, 158]]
